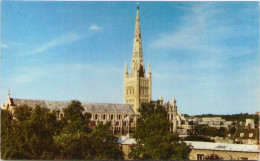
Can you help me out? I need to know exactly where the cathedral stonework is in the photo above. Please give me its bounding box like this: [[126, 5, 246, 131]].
[[124, 7, 152, 114]]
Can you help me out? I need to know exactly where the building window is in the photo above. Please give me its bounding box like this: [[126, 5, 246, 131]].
[[111, 115, 113, 120], [240, 133, 244, 137], [103, 115, 106, 120], [119, 115, 121, 120], [241, 157, 248, 160], [95, 114, 98, 120], [60, 113, 63, 119], [249, 133, 253, 137], [197, 154, 204, 160]]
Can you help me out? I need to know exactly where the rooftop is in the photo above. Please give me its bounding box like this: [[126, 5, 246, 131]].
[[185, 141, 260, 152], [10, 98, 135, 114]]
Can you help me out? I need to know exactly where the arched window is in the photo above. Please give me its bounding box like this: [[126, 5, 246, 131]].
[[103, 114, 106, 120], [119, 115, 121, 120], [95, 114, 98, 120]]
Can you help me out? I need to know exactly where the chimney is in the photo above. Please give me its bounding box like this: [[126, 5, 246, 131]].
[[248, 123, 251, 130]]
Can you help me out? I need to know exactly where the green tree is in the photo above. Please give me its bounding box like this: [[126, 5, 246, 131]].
[[229, 126, 236, 134], [62, 100, 91, 134], [184, 135, 215, 142], [129, 102, 191, 160], [89, 122, 124, 160], [55, 100, 123, 160], [1, 105, 58, 159], [55, 100, 91, 159], [205, 154, 223, 160]]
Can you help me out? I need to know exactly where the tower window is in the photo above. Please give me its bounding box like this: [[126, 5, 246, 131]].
[[136, 39, 138, 42]]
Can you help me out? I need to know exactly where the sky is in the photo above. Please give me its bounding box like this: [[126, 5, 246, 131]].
[[1, 1, 259, 115]]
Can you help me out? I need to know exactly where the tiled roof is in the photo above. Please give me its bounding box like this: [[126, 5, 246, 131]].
[[234, 128, 259, 140], [10, 98, 134, 114], [185, 141, 260, 152]]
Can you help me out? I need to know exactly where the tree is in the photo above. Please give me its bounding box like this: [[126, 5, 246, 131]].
[[204, 154, 223, 160], [185, 135, 215, 142], [220, 121, 224, 127], [62, 100, 91, 134], [129, 102, 191, 160], [88, 122, 124, 160], [229, 127, 236, 134], [56, 100, 123, 160], [1, 105, 58, 159], [55, 100, 91, 159]]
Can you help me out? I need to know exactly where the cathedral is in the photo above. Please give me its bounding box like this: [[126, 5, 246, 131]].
[[2, 6, 191, 135]]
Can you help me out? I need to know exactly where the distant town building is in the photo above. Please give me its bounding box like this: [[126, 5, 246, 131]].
[[189, 116, 233, 129], [185, 141, 260, 160], [245, 119, 255, 129], [233, 128, 259, 145]]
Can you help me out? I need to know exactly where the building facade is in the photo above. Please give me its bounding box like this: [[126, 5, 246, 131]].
[[185, 141, 260, 160]]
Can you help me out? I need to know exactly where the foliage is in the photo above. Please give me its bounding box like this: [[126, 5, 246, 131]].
[[129, 102, 191, 160], [204, 153, 223, 160], [62, 100, 91, 134], [184, 135, 215, 142], [194, 125, 225, 137], [1, 105, 58, 159], [1, 100, 123, 160], [229, 126, 236, 134], [88, 122, 124, 160]]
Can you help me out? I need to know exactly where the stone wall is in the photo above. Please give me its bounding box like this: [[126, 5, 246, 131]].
[[189, 149, 259, 160]]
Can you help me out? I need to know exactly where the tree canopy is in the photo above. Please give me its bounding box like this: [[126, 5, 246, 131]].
[[129, 102, 191, 160], [1, 100, 124, 160]]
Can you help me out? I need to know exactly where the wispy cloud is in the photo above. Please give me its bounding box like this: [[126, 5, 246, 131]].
[[30, 33, 81, 55], [150, 4, 256, 59], [1, 44, 8, 48], [89, 24, 100, 30]]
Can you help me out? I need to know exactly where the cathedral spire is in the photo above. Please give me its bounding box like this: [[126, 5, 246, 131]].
[[130, 5, 144, 77], [8, 90, 10, 98], [148, 61, 151, 73], [125, 61, 128, 73]]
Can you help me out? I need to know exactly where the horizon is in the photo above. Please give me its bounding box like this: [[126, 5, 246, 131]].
[[1, 1, 259, 115]]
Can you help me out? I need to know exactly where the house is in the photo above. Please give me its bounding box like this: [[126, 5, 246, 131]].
[[185, 141, 260, 160]]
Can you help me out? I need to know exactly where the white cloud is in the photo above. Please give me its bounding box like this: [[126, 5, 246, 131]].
[[150, 4, 253, 59], [31, 33, 81, 54], [89, 24, 100, 30], [1, 44, 8, 48]]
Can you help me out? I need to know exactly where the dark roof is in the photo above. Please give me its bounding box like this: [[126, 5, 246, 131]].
[[10, 98, 135, 114], [234, 128, 259, 140]]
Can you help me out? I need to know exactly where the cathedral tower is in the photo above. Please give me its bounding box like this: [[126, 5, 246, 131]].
[[124, 6, 152, 114]]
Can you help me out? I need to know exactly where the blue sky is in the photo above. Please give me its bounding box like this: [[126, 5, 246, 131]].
[[1, 1, 259, 115]]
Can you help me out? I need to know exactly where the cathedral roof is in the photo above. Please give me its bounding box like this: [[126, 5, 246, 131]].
[[10, 98, 135, 114]]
